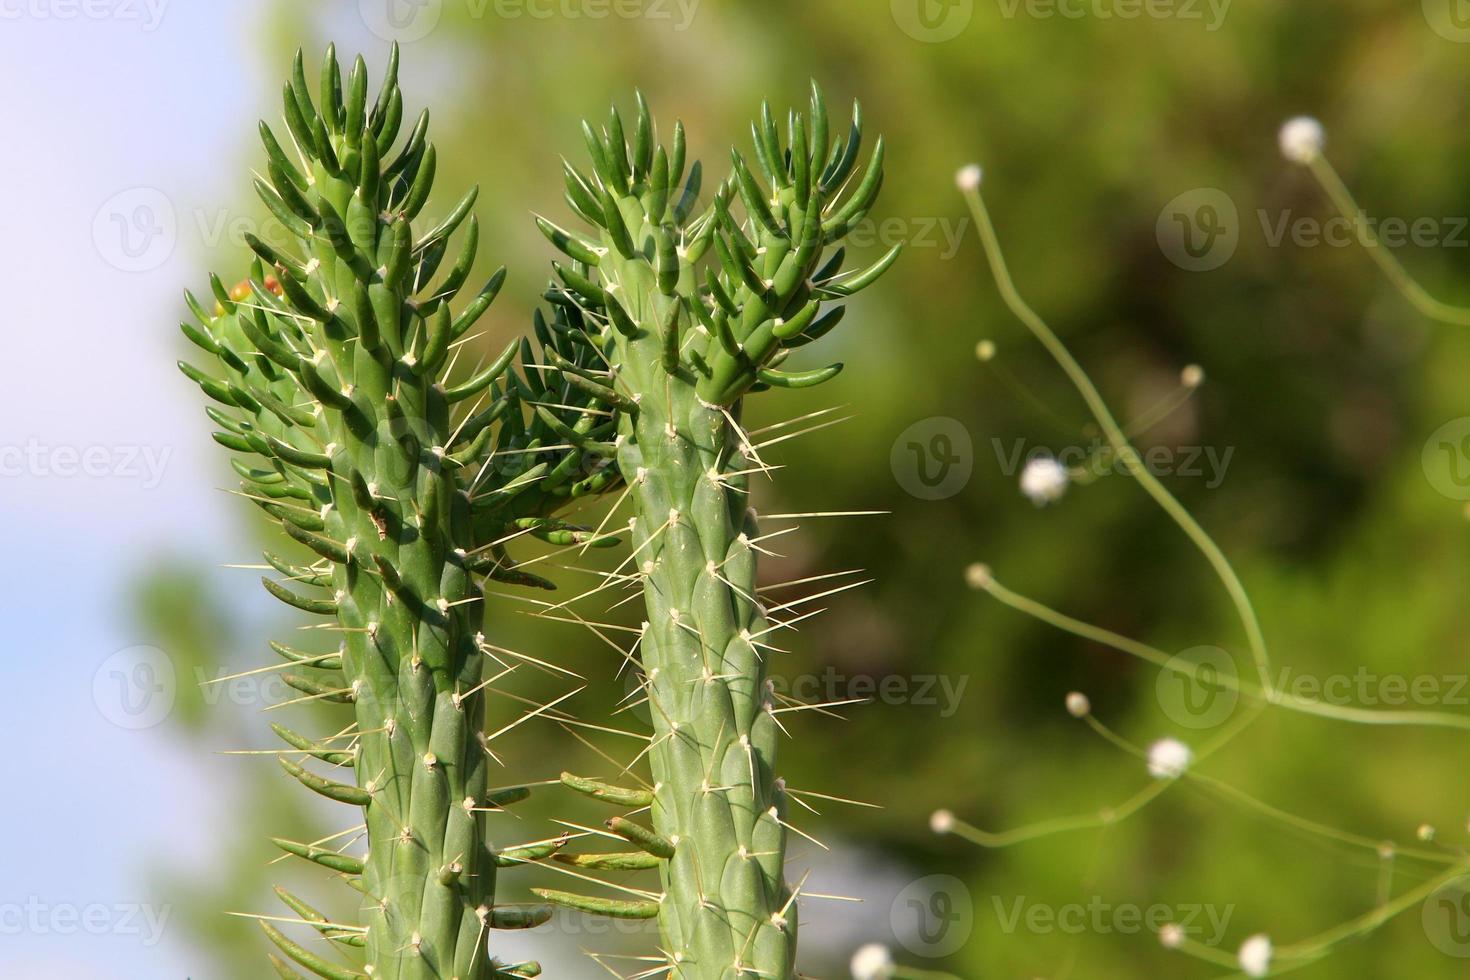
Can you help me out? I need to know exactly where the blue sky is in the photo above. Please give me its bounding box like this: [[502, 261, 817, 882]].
[[1, 4, 261, 974]]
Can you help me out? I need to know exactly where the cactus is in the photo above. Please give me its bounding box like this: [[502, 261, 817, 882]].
[[537, 90, 897, 977], [178, 45, 620, 979]]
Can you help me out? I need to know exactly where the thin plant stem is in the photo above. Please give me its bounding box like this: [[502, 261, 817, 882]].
[[1307, 155, 1470, 326], [960, 183, 1275, 695], [977, 572, 1470, 732], [1079, 713, 1455, 864]]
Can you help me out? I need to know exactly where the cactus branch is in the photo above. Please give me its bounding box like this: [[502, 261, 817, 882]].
[[180, 45, 620, 978], [542, 88, 894, 978]]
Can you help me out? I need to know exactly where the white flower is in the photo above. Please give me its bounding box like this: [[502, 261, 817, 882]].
[[1147, 737, 1193, 779], [850, 943, 895, 980], [1159, 923, 1185, 949], [1238, 934, 1272, 977], [1065, 692, 1091, 718], [1278, 116, 1325, 164], [1020, 457, 1069, 505], [929, 809, 955, 835], [955, 163, 983, 191], [963, 562, 992, 590]]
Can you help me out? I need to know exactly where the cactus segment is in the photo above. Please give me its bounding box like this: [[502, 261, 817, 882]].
[[180, 45, 620, 979], [531, 888, 662, 920], [541, 88, 892, 979]]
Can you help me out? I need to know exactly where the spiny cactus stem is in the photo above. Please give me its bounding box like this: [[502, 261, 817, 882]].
[[181, 44, 622, 980], [534, 86, 891, 979]]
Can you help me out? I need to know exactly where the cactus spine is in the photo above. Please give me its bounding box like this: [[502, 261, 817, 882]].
[[179, 46, 618, 979], [540, 90, 896, 977]]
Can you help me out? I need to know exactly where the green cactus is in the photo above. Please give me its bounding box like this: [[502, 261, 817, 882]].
[[178, 45, 620, 979], [538, 89, 897, 977]]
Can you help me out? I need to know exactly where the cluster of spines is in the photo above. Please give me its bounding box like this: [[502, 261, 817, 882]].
[[179, 45, 620, 980], [538, 84, 899, 409]]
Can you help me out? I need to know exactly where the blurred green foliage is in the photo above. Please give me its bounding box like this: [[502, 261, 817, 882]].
[[153, 0, 1470, 975]]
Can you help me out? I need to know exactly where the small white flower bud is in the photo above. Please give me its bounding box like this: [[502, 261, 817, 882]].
[[1159, 923, 1185, 949], [964, 563, 992, 590], [849, 943, 895, 980], [1238, 934, 1272, 978], [1147, 737, 1193, 779], [1020, 457, 1069, 506], [1279, 116, 1325, 164], [955, 164, 983, 192], [930, 809, 955, 835], [1065, 692, 1091, 718]]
